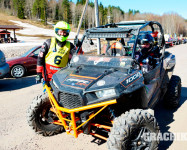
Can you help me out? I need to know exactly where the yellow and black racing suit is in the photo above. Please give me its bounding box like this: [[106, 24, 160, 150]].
[[37, 37, 76, 81]]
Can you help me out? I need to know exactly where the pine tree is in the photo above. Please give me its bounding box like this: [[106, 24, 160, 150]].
[[61, 0, 71, 23], [13, 0, 25, 19], [76, 0, 86, 5], [55, 4, 59, 20], [18, 1, 25, 19], [40, 0, 47, 25], [32, 0, 48, 24], [99, 2, 104, 25], [76, 0, 80, 5], [88, 1, 94, 8], [13, 0, 18, 10], [33, 0, 40, 18]]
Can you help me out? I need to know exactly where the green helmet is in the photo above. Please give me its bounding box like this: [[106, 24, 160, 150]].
[[54, 21, 71, 42]]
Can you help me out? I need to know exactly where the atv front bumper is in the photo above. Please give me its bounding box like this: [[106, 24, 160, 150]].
[[45, 84, 117, 139]]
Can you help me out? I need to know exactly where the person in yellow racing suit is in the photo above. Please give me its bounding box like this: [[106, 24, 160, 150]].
[[36, 21, 76, 82]]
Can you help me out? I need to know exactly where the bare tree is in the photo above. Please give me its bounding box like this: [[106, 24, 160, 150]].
[[70, 2, 76, 27], [47, 0, 56, 20], [25, 0, 35, 19]]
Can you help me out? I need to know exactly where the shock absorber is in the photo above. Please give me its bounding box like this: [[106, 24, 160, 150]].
[[108, 106, 116, 119]]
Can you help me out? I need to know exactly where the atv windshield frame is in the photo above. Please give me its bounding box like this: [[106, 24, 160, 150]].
[[75, 20, 165, 60]]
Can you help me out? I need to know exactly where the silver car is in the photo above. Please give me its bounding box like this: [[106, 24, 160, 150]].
[[0, 50, 9, 79]]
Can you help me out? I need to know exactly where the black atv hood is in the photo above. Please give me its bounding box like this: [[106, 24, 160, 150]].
[[51, 55, 144, 106], [52, 55, 143, 90]]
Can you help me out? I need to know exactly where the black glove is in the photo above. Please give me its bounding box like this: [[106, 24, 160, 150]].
[[74, 36, 81, 47], [36, 73, 43, 83]]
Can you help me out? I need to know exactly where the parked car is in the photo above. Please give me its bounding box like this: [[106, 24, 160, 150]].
[[0, 50, 9, 79], [165, 38, 174, 48], [173, 37, 181, 45], [182, 38, 187, 44], [7, 46, 41, 78]]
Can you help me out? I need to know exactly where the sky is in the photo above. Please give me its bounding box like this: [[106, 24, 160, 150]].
[[72, 0, 187, 19]]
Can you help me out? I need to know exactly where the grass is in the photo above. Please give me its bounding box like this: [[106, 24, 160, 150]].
[[15, 33, 52, 39]]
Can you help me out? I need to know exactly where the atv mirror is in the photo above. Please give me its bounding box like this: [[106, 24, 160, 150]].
[[89, 39, 94, 45]]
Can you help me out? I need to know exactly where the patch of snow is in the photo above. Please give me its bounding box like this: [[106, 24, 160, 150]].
[[9, 20, 82, 40], [9, 20, 55, 37], [0, 20, 95, 58]]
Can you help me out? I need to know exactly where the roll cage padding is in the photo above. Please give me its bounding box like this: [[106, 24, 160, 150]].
[[132, 21, 165, 59]]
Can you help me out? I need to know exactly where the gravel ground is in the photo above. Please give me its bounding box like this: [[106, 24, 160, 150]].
[[0, 44, 187, 150], [1, 20, 187, 150], [0, 40, 98, 59], [0, 45, 39, 58]]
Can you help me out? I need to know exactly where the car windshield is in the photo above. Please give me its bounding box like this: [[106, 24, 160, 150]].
[[70, 55, 132, 69], [21, 46, 38, 57]]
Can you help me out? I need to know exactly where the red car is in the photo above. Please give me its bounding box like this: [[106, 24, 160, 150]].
[[7, 46, 42, 78]]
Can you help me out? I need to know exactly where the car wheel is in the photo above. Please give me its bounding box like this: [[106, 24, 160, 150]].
[[27, 93, 64, 136], [107, 109, 159, 150], [11, 65, 25, 78]]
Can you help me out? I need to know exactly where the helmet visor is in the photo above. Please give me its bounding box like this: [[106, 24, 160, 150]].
[[55, 28, 70, 37], [141, 39, 149, 45]]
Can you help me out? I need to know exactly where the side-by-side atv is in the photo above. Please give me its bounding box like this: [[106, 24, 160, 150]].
[[27, 21, 181, 150]]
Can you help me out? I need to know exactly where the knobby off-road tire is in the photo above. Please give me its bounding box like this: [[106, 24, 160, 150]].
[[107, 109, 159, 150], [164, 75, 181, 108], [27, 93, 64, 136]]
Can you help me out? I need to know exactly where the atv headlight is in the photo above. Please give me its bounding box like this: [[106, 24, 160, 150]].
[[52, 79, 58, 88], [95, 89, 116, 99]]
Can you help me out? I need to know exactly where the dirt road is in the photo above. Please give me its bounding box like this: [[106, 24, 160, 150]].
[[0, 44, 187, 150]]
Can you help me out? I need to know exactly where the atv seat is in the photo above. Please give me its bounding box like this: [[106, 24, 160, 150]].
[[106, 42, 126, 56]]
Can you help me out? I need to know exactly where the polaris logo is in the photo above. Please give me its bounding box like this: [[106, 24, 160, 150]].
[[126, 72, 141, 84]]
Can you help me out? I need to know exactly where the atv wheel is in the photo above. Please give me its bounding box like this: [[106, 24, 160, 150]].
[[27, 93, 64, 136], [164, 75, 181, 108], [107, 109, 159, 150]]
